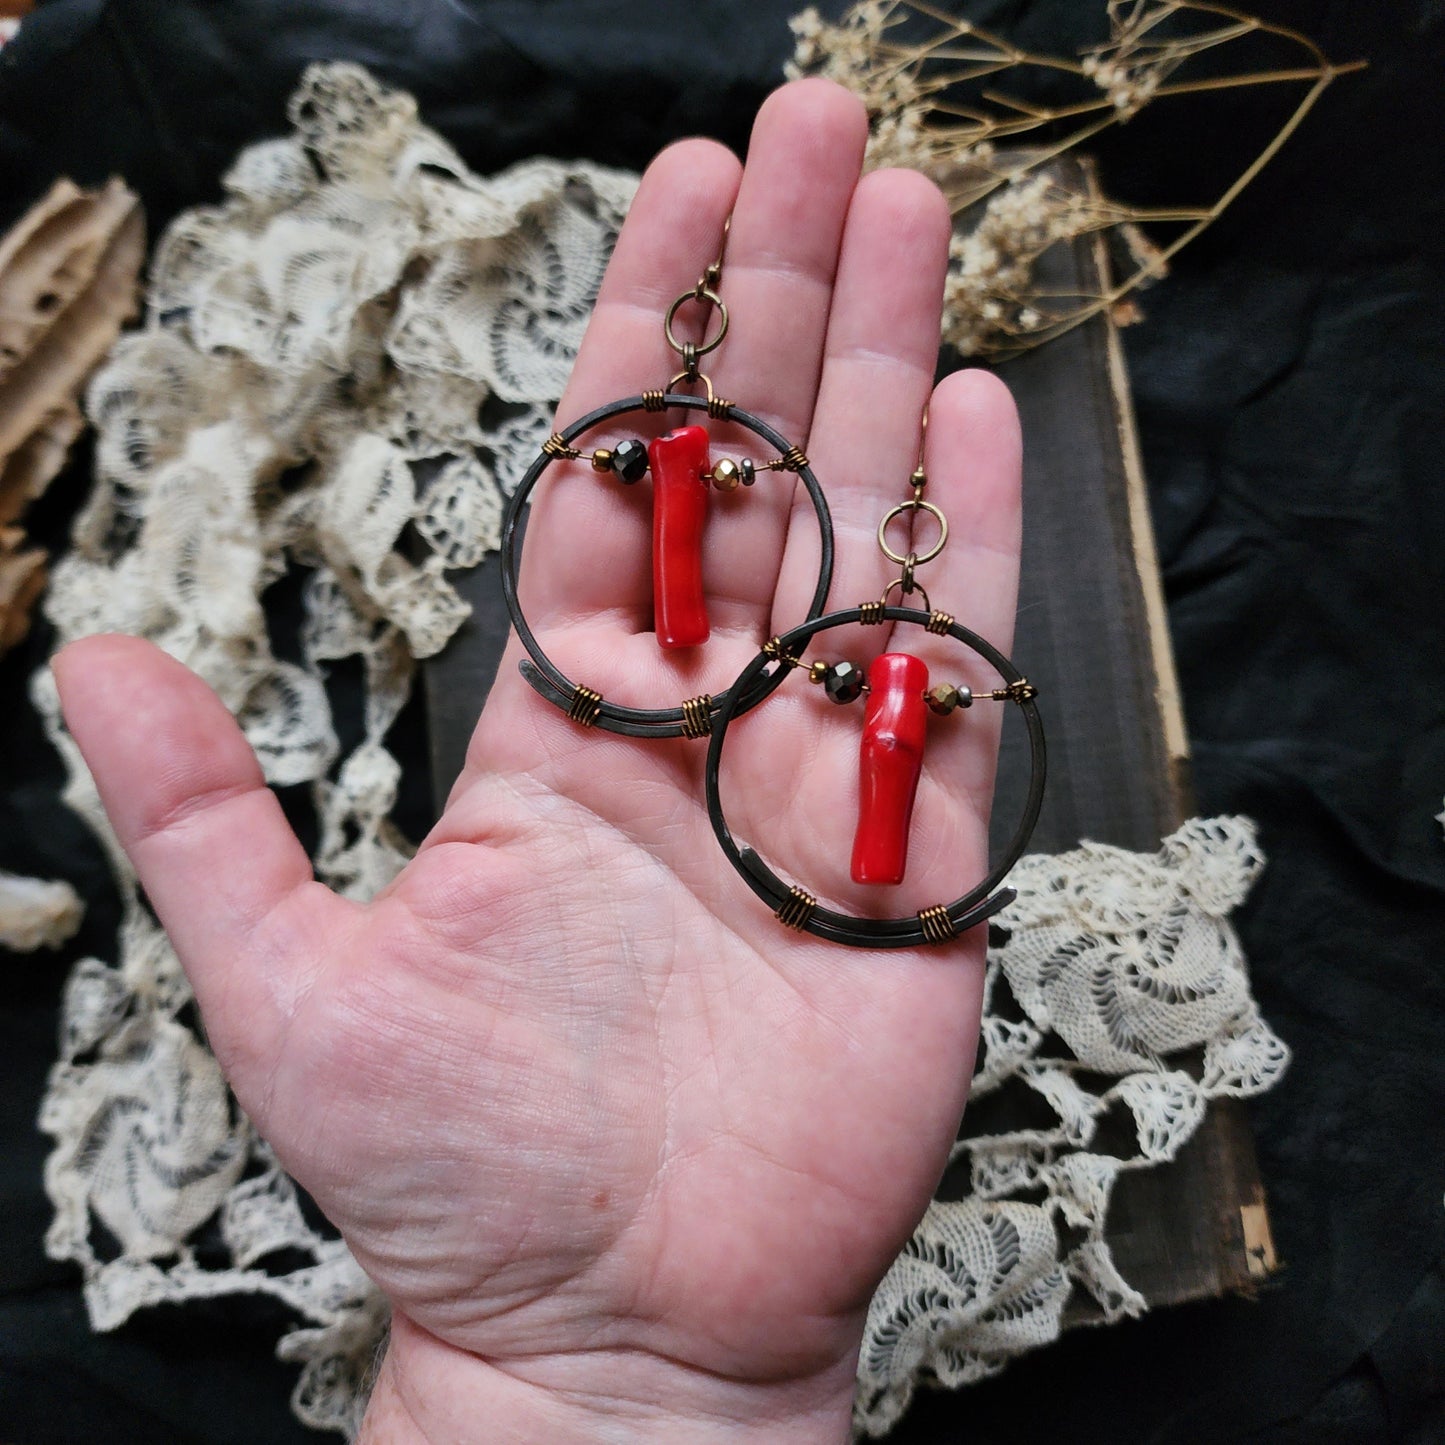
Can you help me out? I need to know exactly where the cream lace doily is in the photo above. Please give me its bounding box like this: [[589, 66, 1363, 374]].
[[30, 63, 1290, 1439], [855, 817, 1289, 1434]]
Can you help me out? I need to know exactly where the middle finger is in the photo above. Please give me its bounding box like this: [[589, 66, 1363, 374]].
[[698, 77, 869, 639]]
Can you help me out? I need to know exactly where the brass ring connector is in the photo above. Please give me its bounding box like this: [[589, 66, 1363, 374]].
[[664, 288, 729, 358], [877, 498, 949, 566], [681, 694, 713, 739], [777, 886, 818, 931]]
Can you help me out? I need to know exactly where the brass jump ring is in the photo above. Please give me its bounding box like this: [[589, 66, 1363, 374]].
[[665, 288, 729, 358], [877, 498, 949, 567]]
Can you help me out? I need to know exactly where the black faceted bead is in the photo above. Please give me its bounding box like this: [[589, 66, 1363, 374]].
[[610, 438, 649, 484], [824, 660, 865, 703]]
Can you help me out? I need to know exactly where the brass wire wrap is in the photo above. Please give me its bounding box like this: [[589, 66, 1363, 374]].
[[926, 609, 954, 635], [919, 905, 957, 944], [707, 394, 734, 419], [542, 433, 580, 459], [681, 694, 713, 738], [567, 685, 604, 727], [762, 637, 802, 668], [667, 371, 717, 404], [859, 600, 886, 625], [777, 886, 818, 931], [642, 389, 667, 412], [880, 578, 931, 613], [979, 679, 1040, 703], [780, 445, 808, 472]]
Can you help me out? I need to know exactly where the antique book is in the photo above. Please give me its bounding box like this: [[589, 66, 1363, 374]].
[[421, 165, 1276, 1313], [972, 165, 1277, 1312]]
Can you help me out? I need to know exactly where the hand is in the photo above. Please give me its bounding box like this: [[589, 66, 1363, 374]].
[[54, 79, 1021, 1444]]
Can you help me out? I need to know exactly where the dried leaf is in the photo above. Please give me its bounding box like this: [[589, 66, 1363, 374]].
[[0, 177, 145, 652]]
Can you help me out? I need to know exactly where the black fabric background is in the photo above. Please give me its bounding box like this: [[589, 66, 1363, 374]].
[[1, 1, 1441, 1441]]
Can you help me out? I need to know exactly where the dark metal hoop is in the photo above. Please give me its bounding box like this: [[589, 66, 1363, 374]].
[[704, 605, 1047, 948], [501, 393, 835, 739]]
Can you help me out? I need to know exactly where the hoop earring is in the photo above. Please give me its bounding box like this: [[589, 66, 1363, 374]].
[[703, 422, 1047, 946], [500, 222, 835, 740], [500, 393, 834, 739]]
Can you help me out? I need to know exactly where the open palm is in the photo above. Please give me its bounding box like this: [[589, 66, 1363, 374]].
[[55, 80, 1022, 1443]]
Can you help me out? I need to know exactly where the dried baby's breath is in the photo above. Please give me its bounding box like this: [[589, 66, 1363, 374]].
[[789, 0, 1362, 357]]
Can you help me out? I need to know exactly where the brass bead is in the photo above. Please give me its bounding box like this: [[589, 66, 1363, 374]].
[[926, 683, 962, 715], [711, 457, 742, 492], [591, 447, 613, 472], [808, 660, 829, 684]]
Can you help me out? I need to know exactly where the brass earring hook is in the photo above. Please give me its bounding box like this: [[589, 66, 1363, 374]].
[[911, 403, 929, 499]]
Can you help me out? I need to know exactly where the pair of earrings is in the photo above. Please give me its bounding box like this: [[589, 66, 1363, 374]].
[[500, 237, 1045, 948]]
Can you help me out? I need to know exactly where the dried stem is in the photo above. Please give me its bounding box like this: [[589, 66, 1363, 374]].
[[786, 0, 1363, 357]]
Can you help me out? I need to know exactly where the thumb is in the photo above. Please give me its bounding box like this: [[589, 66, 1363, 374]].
[[53, 633, 351, 1096]]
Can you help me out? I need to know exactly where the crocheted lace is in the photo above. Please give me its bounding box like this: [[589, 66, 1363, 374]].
[[854, 816, 1289, 1434], [31, 64, 1289, 1439]]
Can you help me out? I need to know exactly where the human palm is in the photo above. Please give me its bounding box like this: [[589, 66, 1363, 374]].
[[55, 80, 1022, 1442]]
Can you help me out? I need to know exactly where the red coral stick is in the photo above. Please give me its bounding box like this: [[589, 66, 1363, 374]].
[[648, 425, 711, 649], [851, 652, 930, 885]]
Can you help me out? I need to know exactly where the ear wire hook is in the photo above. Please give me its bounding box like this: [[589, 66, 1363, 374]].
[[911, 403, 929, 500], [697, 212, 732, 297]]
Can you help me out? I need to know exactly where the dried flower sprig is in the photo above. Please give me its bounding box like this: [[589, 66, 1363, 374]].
[[788, 0, 1363, 357]]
